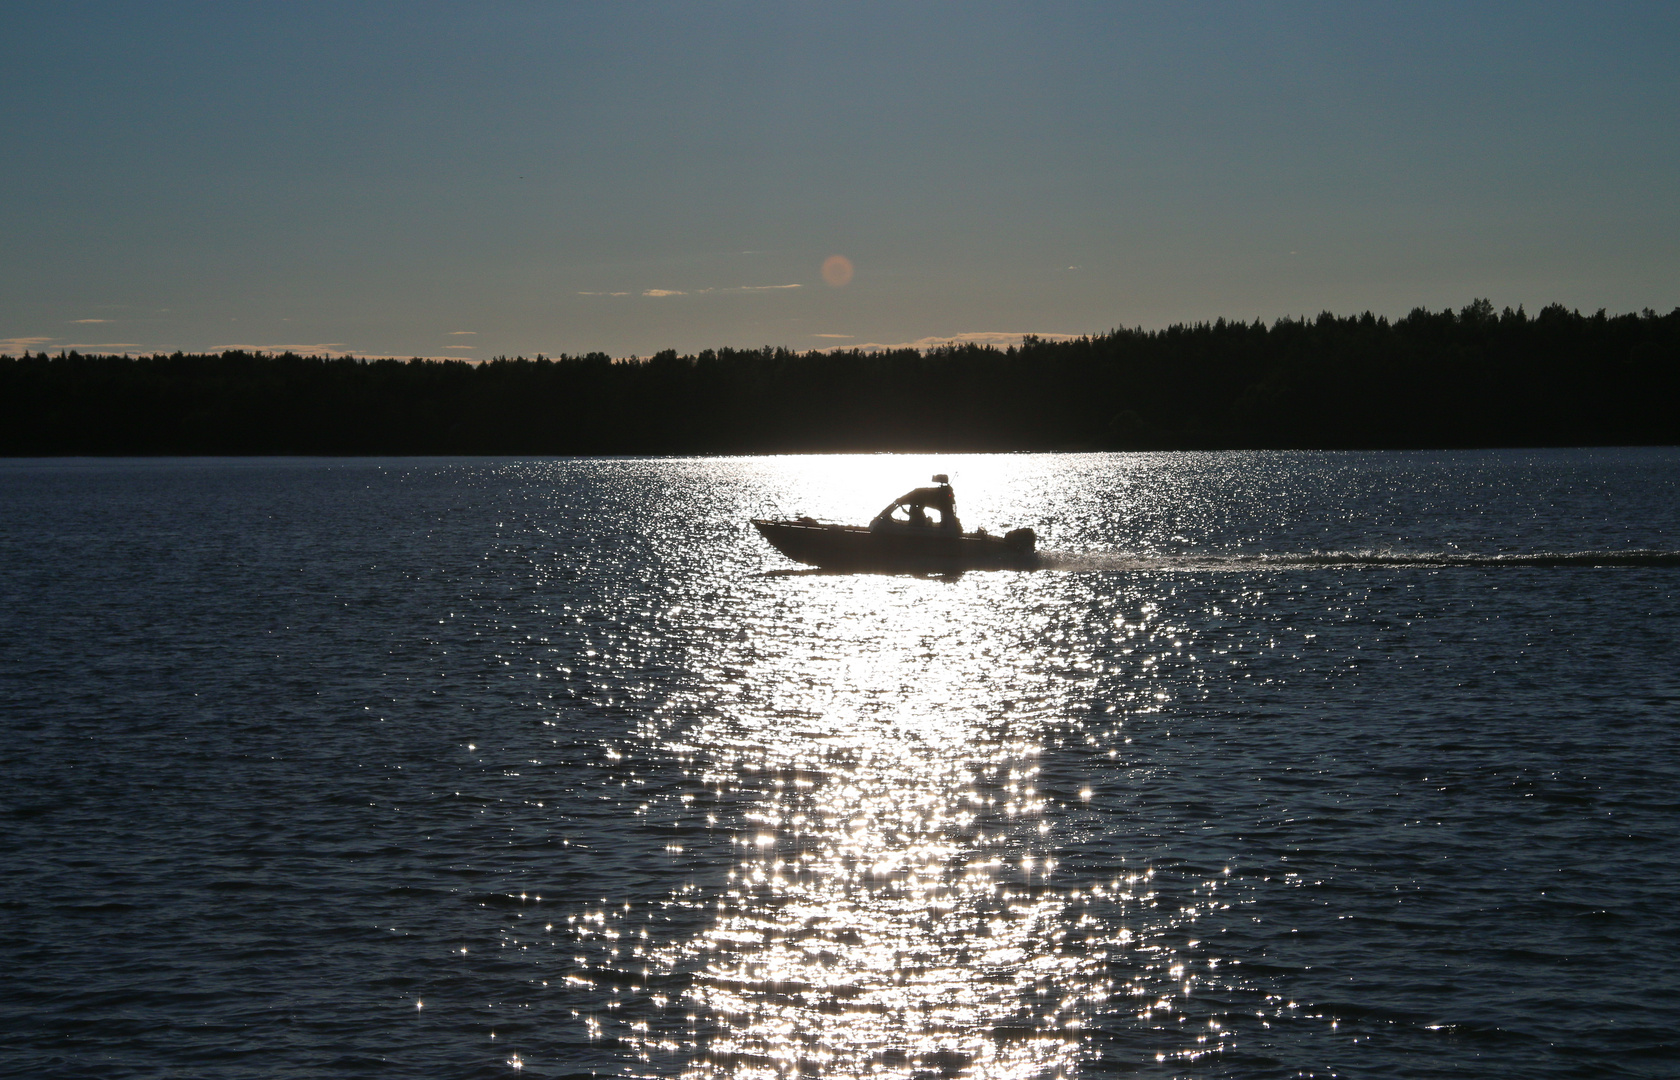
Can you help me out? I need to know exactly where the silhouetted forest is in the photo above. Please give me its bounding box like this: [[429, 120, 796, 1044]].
[[3, 301, 1676, 454]]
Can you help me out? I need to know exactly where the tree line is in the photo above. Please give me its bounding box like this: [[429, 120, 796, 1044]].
[[2, 301, 1675, 455]]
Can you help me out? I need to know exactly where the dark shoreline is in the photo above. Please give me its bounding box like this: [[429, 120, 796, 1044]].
[[5, 301, 1675, 456]]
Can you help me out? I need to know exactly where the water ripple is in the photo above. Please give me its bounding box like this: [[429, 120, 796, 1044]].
[[1, 450, 1677, 1078]]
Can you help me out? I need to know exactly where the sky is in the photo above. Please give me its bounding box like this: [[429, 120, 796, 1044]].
[[2, 1, 1677, 359]]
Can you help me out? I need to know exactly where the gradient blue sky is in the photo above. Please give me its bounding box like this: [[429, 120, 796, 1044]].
[[3, 1, 1676, 359]]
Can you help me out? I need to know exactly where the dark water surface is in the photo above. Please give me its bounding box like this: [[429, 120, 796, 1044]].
[[3, 451, 1677, 1079]]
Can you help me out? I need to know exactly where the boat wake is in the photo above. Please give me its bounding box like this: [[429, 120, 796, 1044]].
[[1040, 548, 1680, 572]]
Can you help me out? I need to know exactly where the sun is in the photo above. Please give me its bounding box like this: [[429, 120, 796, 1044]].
[[821, 255, 854, 287]]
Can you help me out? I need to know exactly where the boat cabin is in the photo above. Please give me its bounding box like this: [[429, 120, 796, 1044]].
[[870, 475, 963, 532]]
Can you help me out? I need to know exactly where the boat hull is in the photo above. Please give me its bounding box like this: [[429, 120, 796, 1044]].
[[752, 519, 1037, 572]]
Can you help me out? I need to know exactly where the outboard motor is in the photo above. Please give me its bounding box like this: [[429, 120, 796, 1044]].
[[1003, 527, 1036, 553]]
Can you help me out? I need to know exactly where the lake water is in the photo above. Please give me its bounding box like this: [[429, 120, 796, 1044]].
[[2, 450, 1678, 1079]]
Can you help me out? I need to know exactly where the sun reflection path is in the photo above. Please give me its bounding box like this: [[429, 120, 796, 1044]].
[[517, 537, 1256, 1076], [680, 743, 1101, 1077], [620, 577, 1136, 1080], [664, 743, 1101, 1077]]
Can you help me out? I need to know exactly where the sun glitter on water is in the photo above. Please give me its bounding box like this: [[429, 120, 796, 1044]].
[[626, 568, 1113, 1079]]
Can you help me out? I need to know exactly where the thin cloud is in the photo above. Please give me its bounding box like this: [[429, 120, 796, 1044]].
[[208, 343, 468, 360], [71, 318, 113, 324], [26, 340, 474, 361], [584, 284, 797, 299], [446, 345, 475, 350], [210, 342, 354, 355], [449, 330, 476, 335], [816, 331, 1084, 353], [812, 333, 853, 339]]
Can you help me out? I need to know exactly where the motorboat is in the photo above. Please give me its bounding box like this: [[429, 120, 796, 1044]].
[[752, 475, 1038, 572]]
